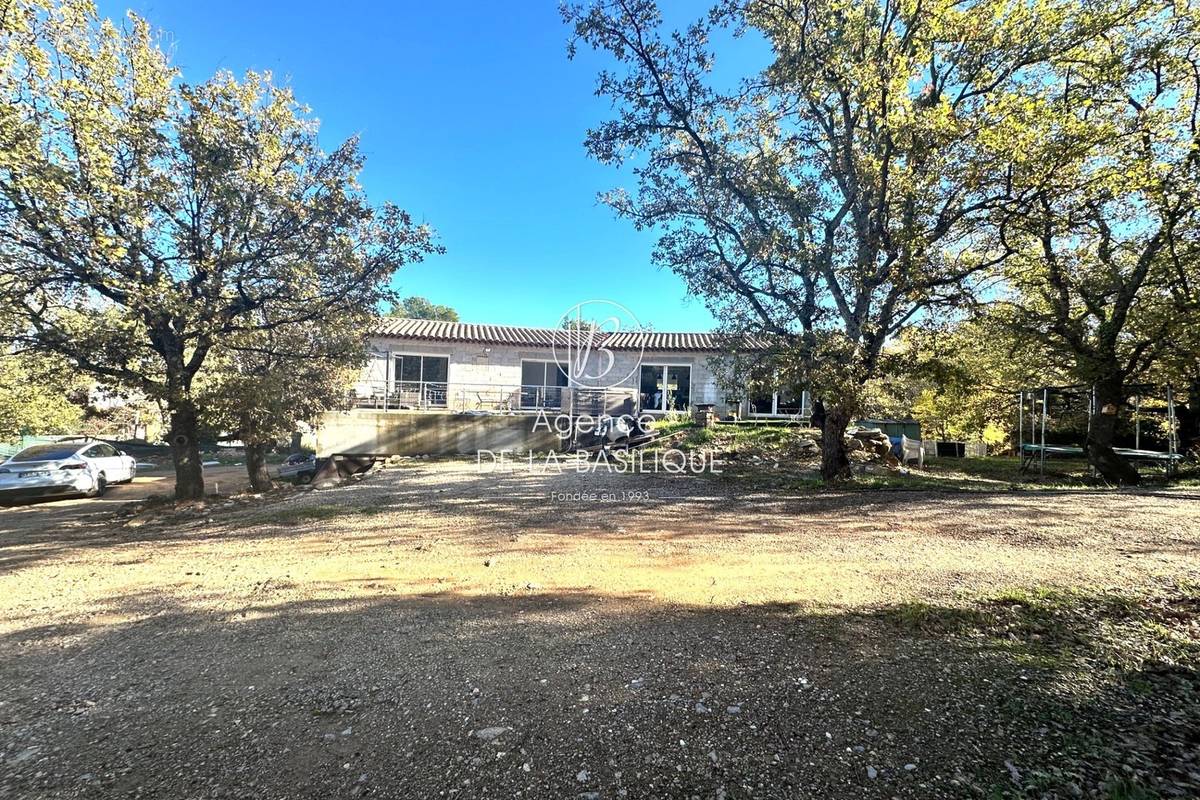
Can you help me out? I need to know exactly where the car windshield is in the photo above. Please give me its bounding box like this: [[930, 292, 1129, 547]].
[[10, 443, 83, 462]]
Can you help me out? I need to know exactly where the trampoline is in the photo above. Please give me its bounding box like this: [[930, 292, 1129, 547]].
[[1017, 384, 1181, 476], [1018, 443, 1183, 473]]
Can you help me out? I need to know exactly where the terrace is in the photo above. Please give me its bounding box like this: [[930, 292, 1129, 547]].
[[345, 379, 638, 416]]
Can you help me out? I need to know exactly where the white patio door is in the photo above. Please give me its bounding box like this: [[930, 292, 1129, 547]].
[[638, 365, 691, 412]]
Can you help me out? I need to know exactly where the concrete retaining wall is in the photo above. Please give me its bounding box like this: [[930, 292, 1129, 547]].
[[314, 410, 568, 456]]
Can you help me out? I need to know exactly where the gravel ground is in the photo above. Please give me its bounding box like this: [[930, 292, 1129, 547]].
[[1, 460, 1198, 799]]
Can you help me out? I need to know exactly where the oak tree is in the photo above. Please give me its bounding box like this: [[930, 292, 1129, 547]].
[[196, 315, 366, 492], [386, 296, 459, 321], [0, 0, 438, 498], [565, 0, 1123, 479], [988, 1, 1200, 483]]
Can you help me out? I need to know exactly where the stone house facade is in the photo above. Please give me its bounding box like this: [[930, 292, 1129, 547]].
[[353, 318, 738, 417]]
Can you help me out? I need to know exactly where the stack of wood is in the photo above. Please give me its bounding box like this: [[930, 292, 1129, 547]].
[[692, 404, 717, 428]]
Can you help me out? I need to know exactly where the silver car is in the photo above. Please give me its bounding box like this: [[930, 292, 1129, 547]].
[[0, 440, 137, 502], [277, 452, 317, 484]]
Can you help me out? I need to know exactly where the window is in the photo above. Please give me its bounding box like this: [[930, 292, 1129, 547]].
[[398, 355, 421, 384], [639, 365, 691, 412], [520, 360, 568, 409], [747, 387, 810, 417], [776, 388, 805, 416], [12, 443, 83, 461], [392, 354, 449, 407], [421, 356, 448, 384], [749, 393, 774, 415]]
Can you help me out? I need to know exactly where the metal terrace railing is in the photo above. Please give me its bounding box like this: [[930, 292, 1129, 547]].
[[345, 381, 640, 415], [348, 380, 449, 411], [518, 385, 565, 411], [450, 384, 569, 413]]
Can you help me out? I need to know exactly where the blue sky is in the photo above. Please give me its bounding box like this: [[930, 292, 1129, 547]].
[[96, 1, 765, 331]]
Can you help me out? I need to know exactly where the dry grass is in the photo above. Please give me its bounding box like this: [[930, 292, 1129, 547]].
[[4, 461, 1200, 617], [2, 461, 1199, 798]]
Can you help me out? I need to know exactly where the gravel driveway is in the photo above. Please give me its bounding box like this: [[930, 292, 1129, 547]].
[[2, 461, 1198, 798]]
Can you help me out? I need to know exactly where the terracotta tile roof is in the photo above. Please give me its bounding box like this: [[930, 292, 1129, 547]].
[[372, 318, 750, 352], [604, 331, 729, 351]]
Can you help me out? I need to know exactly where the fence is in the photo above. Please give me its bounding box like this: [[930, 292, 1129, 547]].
[[346, 381, 638, 415], [920, 439, 989, 458], [0, 434, 66, 459], [348, 380, 449, 411]]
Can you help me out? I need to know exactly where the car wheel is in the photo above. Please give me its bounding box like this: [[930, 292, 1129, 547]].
[[93, 474, 107, 498]]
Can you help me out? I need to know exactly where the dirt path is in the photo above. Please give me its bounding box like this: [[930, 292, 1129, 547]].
[[1, 462, 1197, 798], [0, 464, 249, 537]]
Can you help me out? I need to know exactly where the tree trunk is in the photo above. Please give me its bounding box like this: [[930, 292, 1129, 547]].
[[168, 400, 205, 500], [810, 398, 826, 434], [821, 404, 853, 481], [1179, 375, 1200, 456], [1086, 379, 1140, 486], [245, 441, 274, 492]]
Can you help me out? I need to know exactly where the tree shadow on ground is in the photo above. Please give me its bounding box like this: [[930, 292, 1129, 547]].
[[1, 586, 1195, 799], [2, 463, 1173, 575]]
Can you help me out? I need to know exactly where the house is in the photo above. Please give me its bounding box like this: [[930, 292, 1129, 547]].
[[352, 318, 809, 419], [315, 318, 810, 456]]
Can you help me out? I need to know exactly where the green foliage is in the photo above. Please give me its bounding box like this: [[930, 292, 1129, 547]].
[[387, 296, 458, 321], [75, 391, 163, 441], [559, 317, 606, 331], [975, 0, 1200, 480], [0, 1, 434, 398], [195, 315, 366, 447], [564, 0, 1172, 478], [866, 318, 1064, 445], [0, 0, 439, 497], [0, 352, 84, 442]]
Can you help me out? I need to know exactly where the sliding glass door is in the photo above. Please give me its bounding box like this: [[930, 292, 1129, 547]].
[[392, 354, 449, 408], [666, 366, 690, 411], [520, 361, 569, 409], [747, 387, 810, 417], [639, 365, 691, 412]]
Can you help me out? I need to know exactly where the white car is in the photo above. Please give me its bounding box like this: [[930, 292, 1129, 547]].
[[277, 452, 318, 484], [0, 439, 137, 502]]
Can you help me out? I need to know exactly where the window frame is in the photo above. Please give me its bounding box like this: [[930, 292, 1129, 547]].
[[389, 352, 450, 407], [390, 353, 450, 386], [519, 359, 569, 389], [519, 359, 569, 409], [746, 387, 811, 418], [638, 363, 692, 413]]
